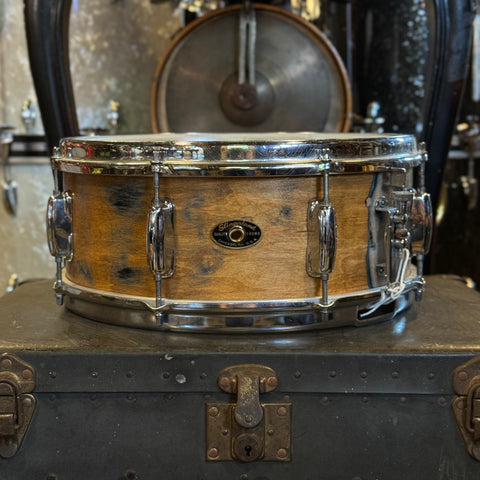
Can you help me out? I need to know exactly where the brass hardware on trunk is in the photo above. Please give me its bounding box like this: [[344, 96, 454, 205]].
[[452, 357, 480, 461], [0, 353, 36, 458], [206, 364, 291, 462]]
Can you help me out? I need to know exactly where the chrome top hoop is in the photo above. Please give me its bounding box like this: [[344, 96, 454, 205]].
[[52, 132, 422, 177]]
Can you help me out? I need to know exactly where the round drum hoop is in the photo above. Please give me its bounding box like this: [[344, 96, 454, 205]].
[[60, 276, 421, 332], [53, 132, 422, 176]]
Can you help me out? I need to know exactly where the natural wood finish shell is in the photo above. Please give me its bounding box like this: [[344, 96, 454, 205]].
[[64, 172, 372, 301]]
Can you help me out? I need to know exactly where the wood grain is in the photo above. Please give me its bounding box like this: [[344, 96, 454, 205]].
[[64, 172, 372, 301]]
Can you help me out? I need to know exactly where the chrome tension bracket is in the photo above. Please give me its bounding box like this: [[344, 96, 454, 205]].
[[147, 149, 176, 313], [306, 148, 337, 310], [47, 191, 74, 305]]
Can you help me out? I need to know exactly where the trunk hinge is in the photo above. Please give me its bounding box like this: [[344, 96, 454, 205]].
[[0, 353, 36, 458], [206, 364, 291, 462]]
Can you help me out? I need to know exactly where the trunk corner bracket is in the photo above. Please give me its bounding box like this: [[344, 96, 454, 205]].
[[0, 353, 36, 458]]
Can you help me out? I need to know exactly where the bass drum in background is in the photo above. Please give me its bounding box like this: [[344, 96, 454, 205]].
[[151, 4, 351, 133]]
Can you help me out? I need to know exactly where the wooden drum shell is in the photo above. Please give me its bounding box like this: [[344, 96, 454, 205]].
[[64, 172, 372, 302]]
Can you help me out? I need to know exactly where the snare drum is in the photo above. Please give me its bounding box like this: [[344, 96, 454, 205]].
[[47, 133, 432, 332]]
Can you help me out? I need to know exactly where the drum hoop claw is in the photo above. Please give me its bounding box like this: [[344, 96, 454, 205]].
[[312, 299, 336, 310], [147, 303, 170, 314]]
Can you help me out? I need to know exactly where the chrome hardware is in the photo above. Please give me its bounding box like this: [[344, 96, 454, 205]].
[[5, 274, 18, 294], [147, 150, 176, 311], [411, 192, 433, 257], [206, 364, 291, 462], [20, 99, 36, 134], [352, 101, 386, 133], [417, 142, 428, 194], [47, 192, 74, 305], [369, 146, 430, 300], [106, 100, 120, 134], [375, 189, 415, 280], [2, 180, 17, 217], [52, 133, 422, 177], [391, 190, 413, 250], [146, 200, 175, 277], [238, 1, 256, 88], [51, 146, 65, 195], [457, 121, 479, 211], [365, 156, 430, 311], [1, 126, 17, 217], [307, 149, 337, 308], [374, 188, 420, 302], [60, 273, 419, 332], [47, 192, 74, 260], [0, 353, 36, 458], [216, 3, 267, 127], [411, 143, 432, 277]]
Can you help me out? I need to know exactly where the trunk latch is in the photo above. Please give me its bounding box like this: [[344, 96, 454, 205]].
[[452, 357, 480, 461], [0, 353, 36, 458], [206, 364, 291, 462]]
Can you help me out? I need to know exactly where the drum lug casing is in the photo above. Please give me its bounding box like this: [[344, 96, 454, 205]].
[[146, 199, 175, 279], [206, 364, 291, 462], [0, 353, 36, 459], [306, 153, 337, 309], [46, 191, 73, 305], [307, 202, 337, 277]]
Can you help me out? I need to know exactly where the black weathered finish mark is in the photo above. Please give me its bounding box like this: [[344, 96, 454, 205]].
[[199, 248, 224, 276], [106, 184, 145, 216], [280, 206, 292, 218], [76, 260, 94, 284], [116, 267, 142, 284]]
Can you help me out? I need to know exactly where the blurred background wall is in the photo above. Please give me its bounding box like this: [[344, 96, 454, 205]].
[[0, 0, 180, 293]]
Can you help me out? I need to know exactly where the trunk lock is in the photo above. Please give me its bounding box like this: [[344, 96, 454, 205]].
[[206, 364, 291, 462]]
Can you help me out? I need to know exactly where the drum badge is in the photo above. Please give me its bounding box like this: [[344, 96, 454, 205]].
[[212, 220, 262, 248]]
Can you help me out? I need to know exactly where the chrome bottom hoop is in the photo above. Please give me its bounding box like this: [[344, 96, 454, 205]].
[[58, 277, 423, 333]]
